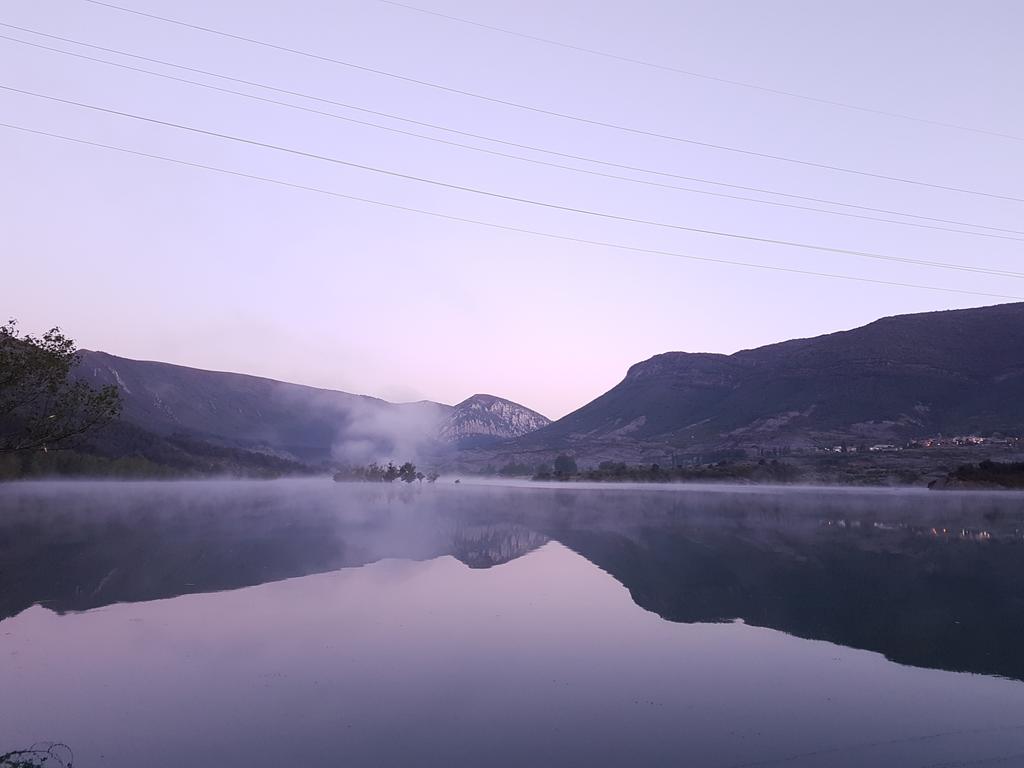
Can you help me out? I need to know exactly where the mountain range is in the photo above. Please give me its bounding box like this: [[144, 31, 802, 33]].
[[74, 351, 549, 466], [71, 302, 1024, 471]]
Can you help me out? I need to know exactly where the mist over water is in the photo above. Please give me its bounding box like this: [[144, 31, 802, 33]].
[[3, 480, 1024, 767]]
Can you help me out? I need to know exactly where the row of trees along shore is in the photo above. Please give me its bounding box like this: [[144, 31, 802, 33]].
[[333, 462, 440, 484], [480, 455, 804, 483]]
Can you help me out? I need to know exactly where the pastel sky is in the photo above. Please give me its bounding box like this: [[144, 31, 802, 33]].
[[2, 0, 1021, 418]]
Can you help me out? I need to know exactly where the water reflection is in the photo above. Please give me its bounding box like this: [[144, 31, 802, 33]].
[[2, 480, 1023, 681], [4, 480, 1024, 768]]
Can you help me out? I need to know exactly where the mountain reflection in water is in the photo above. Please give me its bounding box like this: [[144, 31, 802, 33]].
[[2, 480, 1023, 681]]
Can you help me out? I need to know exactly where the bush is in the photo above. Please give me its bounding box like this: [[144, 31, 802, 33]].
[[553, 454, 578, 477]]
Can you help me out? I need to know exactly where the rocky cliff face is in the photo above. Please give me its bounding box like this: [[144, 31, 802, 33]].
[[438, 394, 551, 448]]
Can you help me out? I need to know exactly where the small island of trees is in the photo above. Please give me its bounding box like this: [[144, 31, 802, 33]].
[[333, 461, 439, 484]]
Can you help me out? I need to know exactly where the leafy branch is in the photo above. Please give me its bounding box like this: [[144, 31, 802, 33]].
[[0, 320, 121, 454]]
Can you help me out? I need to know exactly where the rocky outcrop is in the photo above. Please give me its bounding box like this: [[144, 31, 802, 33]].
[[439, 394, 550, 448]]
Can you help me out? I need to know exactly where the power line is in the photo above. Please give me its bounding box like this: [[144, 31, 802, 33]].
[[375, 0, 1024, 144], [2, 120, 1020, 302], [6, 31, 1021, 244], [4, 82, 1021, 282], [6, 22, 1019, 238], [80, 0, 1024, 204]]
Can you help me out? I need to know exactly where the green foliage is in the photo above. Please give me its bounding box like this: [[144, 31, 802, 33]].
[[0, 449, 174, 481], [333, 462, 388, 482], [553, 454, 578, 478], [398, 462, 418, 483], [0, 425, 315, 481], [334, 461, 440, 484], [0, 320, 121, 453], [952, 460, 1024, 488], [530, 459, 804, 484]]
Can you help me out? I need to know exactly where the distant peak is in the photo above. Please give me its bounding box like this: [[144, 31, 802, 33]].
[[457, 393, 507, 407], [440, 393, 551, 445]]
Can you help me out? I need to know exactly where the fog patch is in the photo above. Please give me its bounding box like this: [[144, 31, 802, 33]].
[[329, 398, 451, 465], [263, 382, 452, 464]]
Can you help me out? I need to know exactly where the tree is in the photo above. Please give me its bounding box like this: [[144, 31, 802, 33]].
[[398, 461, 418, 483], [426, 471, 440, 483], [383, 462, 399, 482], [553, 453, 578, 477], [0, 320, 120, 453]]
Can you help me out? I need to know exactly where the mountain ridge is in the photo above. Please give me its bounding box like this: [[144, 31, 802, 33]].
[[71, 302, 1024, 470], [468, 302, 1024, 466], [75, 351, 548, 463]]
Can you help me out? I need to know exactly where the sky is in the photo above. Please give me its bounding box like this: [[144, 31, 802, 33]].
[[1, 0, 1021, 418]]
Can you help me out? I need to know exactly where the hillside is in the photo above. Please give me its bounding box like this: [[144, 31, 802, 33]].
[[476, 302, 1024, 465], [73, 352, 547, 465]]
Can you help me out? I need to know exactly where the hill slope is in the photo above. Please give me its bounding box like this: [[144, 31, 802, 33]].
[[484, 302, 1024, 464], [75, 353, 547, 464]]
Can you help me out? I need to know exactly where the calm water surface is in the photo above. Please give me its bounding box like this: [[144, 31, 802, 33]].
[[2, 479, 1024, 767]]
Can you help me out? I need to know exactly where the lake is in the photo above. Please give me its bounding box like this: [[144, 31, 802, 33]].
[[2, 479, 1024, 767]]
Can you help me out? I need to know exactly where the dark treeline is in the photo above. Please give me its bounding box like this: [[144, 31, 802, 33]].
[[569, 458, 801, 483], [333, 461, 439, 484], [477, 454, 579, 480], [0, 427, 317, 481], [949, 460, 1024, 489], [475, 454, 803, 484]]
